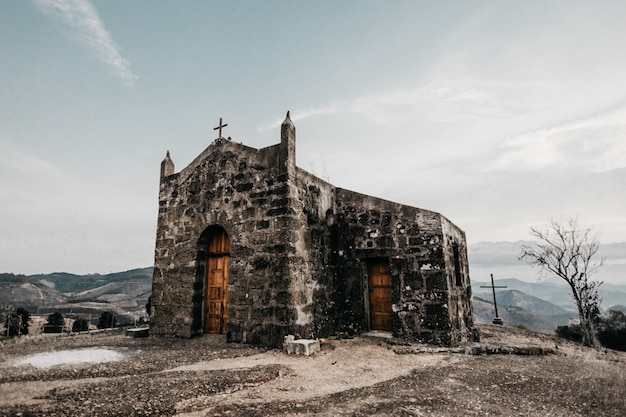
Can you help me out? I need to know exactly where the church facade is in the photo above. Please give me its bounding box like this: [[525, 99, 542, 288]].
[[149, 113, 476, 347]]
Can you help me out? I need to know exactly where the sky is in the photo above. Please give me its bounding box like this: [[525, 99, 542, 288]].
[[1, 0, 625, 278]]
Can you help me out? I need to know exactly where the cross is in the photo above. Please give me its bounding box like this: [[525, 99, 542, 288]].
[[213, 117, 228, 138], [480, 273, 507, 325]]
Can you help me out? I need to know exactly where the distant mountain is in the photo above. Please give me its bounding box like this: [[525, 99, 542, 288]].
[[29, 268, 153, 294], [0, 273, 30, 284], [0, 267, 153, 325], [495, 289, 571, 317], [473, 298, 563, 334], [472, 277, 626, 312], [473, 288, 575, 334], [0, 274, 66, 310], [608, 305, 626, 314]]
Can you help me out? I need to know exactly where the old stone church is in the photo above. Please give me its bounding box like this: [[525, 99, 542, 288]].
[[150, 112, 475, 347]]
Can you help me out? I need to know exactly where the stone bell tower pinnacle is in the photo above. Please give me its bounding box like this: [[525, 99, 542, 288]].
[[280, 111, 296, 174]]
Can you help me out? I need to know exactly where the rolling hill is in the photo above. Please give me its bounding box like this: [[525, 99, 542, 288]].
[[473, 289, 574, 334], [472, 277, 626, 312], [472, 298, 563, 334], [0, 268, 153, 325]]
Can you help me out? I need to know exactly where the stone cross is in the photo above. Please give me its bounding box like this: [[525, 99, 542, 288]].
[[214, 117, 228, 138], [480, 274, 507, 325]]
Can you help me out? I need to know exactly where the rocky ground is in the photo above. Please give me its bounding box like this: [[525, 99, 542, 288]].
[[0, 324, 625, 417]]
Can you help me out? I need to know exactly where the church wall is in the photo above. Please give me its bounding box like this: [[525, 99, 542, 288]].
[[151, 138, 301, 345], [291, 168, 336, 339], [332, 189, 472, 345], [441, 216, 476, 344]]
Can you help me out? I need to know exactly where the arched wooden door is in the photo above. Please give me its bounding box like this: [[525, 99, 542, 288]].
[[204, 229, 230, 334]]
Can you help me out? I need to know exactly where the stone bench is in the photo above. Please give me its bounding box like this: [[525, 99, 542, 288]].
[[283, 335, 320, 356]]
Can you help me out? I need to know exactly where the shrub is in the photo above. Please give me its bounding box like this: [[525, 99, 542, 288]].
[[97, 312, 117, 329], [597, 310, 626, 351], [556, 312, 626, 352], [43, 312, 65, 333], [72, 318, 90, 332], [4, 307, 30, 337]]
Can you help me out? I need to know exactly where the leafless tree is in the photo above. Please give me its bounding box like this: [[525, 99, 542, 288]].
[[520, 218, 603, 347]]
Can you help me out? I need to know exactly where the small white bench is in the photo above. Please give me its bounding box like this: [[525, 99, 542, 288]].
[[283, 335, 320, 356]]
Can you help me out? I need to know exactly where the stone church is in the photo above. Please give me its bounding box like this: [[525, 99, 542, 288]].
[[149, 112, 476, 347]]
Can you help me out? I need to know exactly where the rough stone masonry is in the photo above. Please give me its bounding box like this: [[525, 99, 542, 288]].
[[150, 112, 476, 348]]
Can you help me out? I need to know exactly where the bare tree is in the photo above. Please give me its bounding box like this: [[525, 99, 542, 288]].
[[520, 218, 603, 347]]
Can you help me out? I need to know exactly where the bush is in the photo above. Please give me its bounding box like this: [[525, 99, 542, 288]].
[[556, 312, 626, 352], [43, 312, 65, 333], [4, 307, 30, 337], [72, 318, 90, 332], [597, 310, 626, 351], [97, 312, 117, 329]]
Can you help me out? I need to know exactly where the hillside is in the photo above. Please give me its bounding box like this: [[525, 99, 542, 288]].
[[0, 278, 66, 310], [0, 268, 153, 325], [28, 268, 153, 294], [495, 289, 571, 317], [473, 296, 570, 334], [472, 277, 626, 312]]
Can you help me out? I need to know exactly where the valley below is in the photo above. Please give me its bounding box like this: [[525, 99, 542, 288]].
[[0, 268, 152, 332]]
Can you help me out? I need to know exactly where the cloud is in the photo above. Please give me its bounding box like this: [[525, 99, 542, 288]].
[[487, 105, 626, 173], [32, 0, 138, 86], [258, 79, 558, 131], [427, 79, 560, 120], [255, 87, 422, 130]]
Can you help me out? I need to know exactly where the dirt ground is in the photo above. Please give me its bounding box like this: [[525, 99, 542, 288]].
[[1, 324, 625, 417]]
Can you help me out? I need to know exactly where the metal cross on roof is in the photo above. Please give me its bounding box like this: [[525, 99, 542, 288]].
[[480, 273, 507, 325], [214, 117, 228, 138]]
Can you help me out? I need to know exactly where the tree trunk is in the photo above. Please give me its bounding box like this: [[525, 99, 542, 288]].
[[578, 306, 598, 347], [570, 283, 598, 347]]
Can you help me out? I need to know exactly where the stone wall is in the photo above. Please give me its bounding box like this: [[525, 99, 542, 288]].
[[292, 169, 336, 338], [441, 216, 475, 344], [331, 189, 473, 345], [151, 136, 301, 346]]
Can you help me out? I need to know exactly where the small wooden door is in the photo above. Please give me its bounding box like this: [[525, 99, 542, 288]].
[[205, 230, 230, 334], [368, 260, 393, 331]]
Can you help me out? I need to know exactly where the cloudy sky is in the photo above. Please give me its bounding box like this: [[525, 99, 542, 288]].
[[1, 0, 625, 276]]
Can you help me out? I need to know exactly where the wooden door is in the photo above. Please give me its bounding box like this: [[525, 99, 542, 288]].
[[205, 230, 230, 334], [368, 260, 393, 331]]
